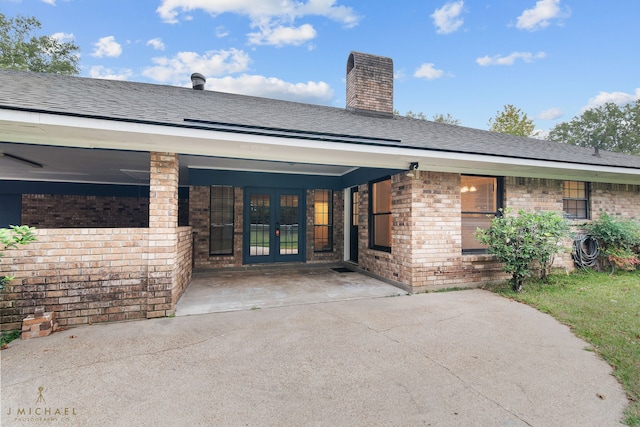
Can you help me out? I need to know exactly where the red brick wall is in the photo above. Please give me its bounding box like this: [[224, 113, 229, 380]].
[[0, 226, 192, 330], [1, 228, 151, 329], [591, 183, 640, 219], [173, 227, 193, 305], [20, 194, 190, 228], [22, 194, 149, 228]]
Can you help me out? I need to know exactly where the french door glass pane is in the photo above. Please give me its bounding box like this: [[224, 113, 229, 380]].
[[250, 194, 270, 256], [279, 195, 299, 255]]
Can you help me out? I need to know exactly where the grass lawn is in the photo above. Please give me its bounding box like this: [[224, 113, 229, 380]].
[[487, 270, 640, 426]]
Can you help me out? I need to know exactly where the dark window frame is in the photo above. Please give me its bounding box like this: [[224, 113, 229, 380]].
[[461, 175, 504, 254], [313, 189, 333, 252], [369, 176, 392, 253], [562, 181, 590, 220], [209, 185, 235, 256]]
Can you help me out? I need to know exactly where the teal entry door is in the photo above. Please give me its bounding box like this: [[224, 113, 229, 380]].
[[243, 188, 305, 264]]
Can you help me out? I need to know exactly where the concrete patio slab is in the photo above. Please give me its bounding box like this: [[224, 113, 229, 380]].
[[175, 266, 407, 316], [1, 289, 628, 426]]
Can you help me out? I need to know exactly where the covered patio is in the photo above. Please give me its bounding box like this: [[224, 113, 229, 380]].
[[175, 264, 407, 316]]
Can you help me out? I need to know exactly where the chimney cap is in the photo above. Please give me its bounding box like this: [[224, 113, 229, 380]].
[[190, 73, 206, 90]]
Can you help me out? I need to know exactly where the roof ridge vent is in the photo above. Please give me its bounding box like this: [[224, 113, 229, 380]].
[[190, 73, 206, 90]]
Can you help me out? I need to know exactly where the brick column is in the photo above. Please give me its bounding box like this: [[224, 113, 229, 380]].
[[406, 171, 462, 292], [147, 152, 179, 318]]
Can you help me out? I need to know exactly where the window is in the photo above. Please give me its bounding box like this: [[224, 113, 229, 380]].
[[461, 176, 503, 252], [210, 185, 234, 255], [313, 190, 333, 252], [563, 181, 589, 219], [369, 177, 392, 252]]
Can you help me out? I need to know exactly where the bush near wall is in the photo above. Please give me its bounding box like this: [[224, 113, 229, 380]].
[[583, 212, 640, 272]]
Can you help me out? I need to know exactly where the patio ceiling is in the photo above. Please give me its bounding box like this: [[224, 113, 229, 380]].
[[0, 141, 360, 186]]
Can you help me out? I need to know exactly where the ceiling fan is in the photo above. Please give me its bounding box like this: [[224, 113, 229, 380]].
[[0, 152, 43, 168]]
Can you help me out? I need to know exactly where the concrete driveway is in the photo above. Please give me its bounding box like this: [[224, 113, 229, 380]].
[[1, 290, 628, 426]]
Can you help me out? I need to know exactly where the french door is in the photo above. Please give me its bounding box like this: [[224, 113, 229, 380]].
[[243, 188, 305, 264]]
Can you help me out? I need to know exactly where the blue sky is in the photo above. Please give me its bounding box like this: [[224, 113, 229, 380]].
[[2, 0, 639, 133]]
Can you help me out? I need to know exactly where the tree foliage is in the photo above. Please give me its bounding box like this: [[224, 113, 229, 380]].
[[432, 113, 461, 125], [395, 110, 461, 125], [475, 209, 569, 292], [488, 104, 536, 137], [0, 13, 79, 74], [404, 110, 428, 120], [1, 225, 37, 290], [547, 101, 640, 155]]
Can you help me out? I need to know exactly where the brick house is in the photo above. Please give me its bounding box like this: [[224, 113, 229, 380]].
[[1, 52, 639, 329]]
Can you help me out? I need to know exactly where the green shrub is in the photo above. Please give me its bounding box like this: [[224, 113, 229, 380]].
[[476, 209, 569, 292], [583, 212, 640, 271], [1, 225, 37, 291]]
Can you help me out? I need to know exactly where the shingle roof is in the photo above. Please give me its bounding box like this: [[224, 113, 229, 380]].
[[1, 70, 639, 169]]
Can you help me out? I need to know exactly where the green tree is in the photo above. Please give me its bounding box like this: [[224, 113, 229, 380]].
[[488, 104, 536, 137], [0, 13, 79, 74], [547, 101, 640, 155]]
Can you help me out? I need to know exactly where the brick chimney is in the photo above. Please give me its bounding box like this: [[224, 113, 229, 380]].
[[346, 51, 394, 117]]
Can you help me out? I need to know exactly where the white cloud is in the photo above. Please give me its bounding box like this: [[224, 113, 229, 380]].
[[394, 69, 407, 81], [41, 0, 56, 5], [208, 74, 334, 105], [215, 26, 229, 38], [516, 0, 570, 31], [146, 38, 166, 51], [91, 36, 122, 58], [431, 1, 464, 35], [156, 0, 359, 46], [581, 88, 640, 112], [50, 32, 74, 42], [141, 48, 251, 85], [157, 0, 359, 25], [476, 51, 546, 66], [88, 66, 133, 81], [538, 108, 563, 120], [248, 23, 317, 47], [414, 63, 445, 80]]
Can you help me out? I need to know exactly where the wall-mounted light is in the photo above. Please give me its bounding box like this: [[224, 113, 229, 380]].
[[406, 162, 419, 177], [461, 185, 477, 193]]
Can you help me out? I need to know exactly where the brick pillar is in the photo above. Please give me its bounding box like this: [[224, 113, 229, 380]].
[[147, 152, 179, 318]]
